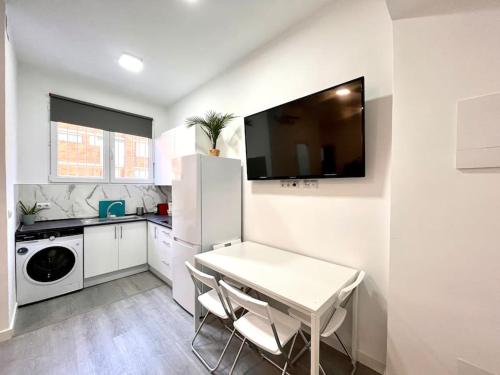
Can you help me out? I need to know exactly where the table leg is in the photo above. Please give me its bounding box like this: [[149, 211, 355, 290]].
[[193, 258, 201, 331], [310, 311, 320, 375], [351, 287, 359, 369]]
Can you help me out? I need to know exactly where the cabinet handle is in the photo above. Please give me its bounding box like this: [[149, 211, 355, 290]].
[[120, 226, 123, 239], [162, 240, 171, 247], [161, 260, 170, 266], [162, 231, 171, 237], [114, 226, 117, 239], [154, 227, 157, 239]]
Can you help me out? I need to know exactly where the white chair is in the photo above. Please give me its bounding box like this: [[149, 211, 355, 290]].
[[213, 239, 247, 290], [288, 271, 366, 375], [185, 261, 241, 373], [220, 280, 301, 375]]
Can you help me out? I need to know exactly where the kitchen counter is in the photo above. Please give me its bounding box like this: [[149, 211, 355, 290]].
[[144, 213, 172, 228], [16, 213, 172, 234]]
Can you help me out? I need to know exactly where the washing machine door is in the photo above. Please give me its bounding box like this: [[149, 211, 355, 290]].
[[25, 245, 77, 284]]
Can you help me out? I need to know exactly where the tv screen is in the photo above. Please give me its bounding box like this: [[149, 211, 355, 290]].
[[244, 77, 365, 180]]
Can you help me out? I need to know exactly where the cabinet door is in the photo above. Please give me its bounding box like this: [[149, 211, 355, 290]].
[[84, 225, 118, 278], [118, 222, 147, 269], [147, 223, 161, 270], [174, 125, 195, 157]]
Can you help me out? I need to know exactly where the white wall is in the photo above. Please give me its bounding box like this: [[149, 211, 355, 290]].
[[4, 29, 18, 331], [166, 0, 393, 371], [388, 8, 500, 375], [0, 0, 18, 339], [17, 63, 169, 184]]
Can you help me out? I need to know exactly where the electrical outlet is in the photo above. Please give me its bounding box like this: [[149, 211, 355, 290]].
[[303, 179, 319, 189], [280, 180, 300, 189], [36, 202, 51, 209]]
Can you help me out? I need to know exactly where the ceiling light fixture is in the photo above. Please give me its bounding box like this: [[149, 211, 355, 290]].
[[336, 88, 351, 96], [119, 53, 143, 73]]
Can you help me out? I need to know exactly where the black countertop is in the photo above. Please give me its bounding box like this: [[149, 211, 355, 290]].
[[16, 213, 172, 234]]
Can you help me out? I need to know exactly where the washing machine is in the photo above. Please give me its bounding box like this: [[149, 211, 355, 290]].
[[16, 227, 83, 306]]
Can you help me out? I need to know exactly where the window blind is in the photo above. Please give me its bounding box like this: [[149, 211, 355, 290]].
[[49, 94, 153, 138]]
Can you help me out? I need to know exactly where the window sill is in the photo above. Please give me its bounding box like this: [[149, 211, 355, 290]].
[[48, 176, 153, 184]]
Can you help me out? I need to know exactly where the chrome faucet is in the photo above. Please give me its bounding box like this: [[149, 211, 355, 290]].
[[106, 201, 124, 218]]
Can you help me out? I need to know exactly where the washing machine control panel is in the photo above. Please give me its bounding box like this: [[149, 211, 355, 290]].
[[16, 227, 83, 242]]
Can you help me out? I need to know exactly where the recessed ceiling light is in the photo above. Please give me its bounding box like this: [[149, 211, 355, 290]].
[[119, 53, 143, 73], [336, 88, 351, 96]]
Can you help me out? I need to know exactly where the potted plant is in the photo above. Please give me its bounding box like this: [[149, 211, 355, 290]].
[[186, 110, 237, 156], [18, 201, 46, 225]]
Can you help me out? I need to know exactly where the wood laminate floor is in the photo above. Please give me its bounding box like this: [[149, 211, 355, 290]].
[[14, 271, 164, 336], [0, 272, 379, 375]]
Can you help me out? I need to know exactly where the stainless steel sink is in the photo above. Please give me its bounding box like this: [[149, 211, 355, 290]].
[[80, 216, 142, 225]]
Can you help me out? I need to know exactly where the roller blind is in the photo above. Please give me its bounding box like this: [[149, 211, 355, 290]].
[[49, 93, 153, 138]]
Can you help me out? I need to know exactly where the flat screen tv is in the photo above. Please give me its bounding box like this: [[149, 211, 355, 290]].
[[244, 77, 365, 180]]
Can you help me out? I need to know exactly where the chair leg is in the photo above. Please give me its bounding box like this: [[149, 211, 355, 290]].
[[282, 333, 298, 374], [281, 360, 288, 375], [291, 330, 310, 364], [191, 310, 210, 348], [334, 332, 352, 362], [286, 333, 298, 363], [257, 333, 298, 375], [290, 331, 329, 375], [229, 337, 247, 375], [333, 332, 357, 374], [191, 311, 236, 373]]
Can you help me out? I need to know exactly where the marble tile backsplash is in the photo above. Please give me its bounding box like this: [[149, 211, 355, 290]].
[[16, 184, 171, 221]]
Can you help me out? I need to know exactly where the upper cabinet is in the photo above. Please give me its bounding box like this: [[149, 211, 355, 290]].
[[154, 126, 195, 185], [175, 125, 196, 157]]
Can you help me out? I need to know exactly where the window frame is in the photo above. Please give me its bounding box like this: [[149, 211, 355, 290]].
[[49, 122, 154, 184], [109, 132, 154, 184], [50, 122, 110, 183]]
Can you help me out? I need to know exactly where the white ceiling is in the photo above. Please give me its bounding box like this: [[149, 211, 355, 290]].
[[7, 0, 333, 106], [386, 0, 500, 20]]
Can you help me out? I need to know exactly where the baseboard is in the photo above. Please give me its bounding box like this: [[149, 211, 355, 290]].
[[149, 267, 172, 287], [0, 302, 18, 342], [84, 264, 149, 287], [357, 349, 386, 374]]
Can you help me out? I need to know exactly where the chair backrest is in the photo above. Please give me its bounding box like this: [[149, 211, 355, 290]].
[[336, 270, 365, 307], [219, 279, 271, 321], [319, 271, 365, 336], [213, 238, 241, 250], [185, 261, 219, 293]]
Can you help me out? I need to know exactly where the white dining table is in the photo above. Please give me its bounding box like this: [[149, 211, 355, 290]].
[[193, 241, 359, 375]]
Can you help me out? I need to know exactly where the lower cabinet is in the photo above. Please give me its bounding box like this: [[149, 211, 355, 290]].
[[84, 221, 147, 279], [84, 224, 119, 278], [119, 222, 147, 269], [147, 223, 173, 280]]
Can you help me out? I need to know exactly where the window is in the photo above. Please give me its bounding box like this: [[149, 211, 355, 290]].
[[111, 133, 152, 182], [88, 134, 103, 147], [49, 94, 153, 183], [52, 122, 107, 181], [50, 122, 152, 183]]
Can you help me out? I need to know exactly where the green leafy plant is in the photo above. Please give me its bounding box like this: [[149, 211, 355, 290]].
[[18, 201, 46, 215], [185, 110, 237, 149]]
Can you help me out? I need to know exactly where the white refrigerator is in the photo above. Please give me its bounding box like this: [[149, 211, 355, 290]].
[[171, 154, 241, 315]]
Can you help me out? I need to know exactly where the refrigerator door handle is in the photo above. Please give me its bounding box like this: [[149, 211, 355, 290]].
[[173, 236, 199, 248]]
